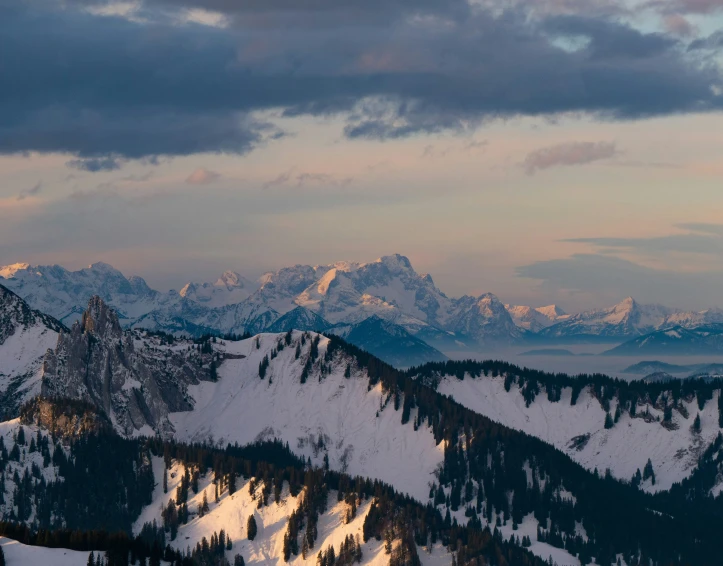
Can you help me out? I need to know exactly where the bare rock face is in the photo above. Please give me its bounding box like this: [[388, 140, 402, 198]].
[[20, 397, 111, 440], [41, 296, 213, 437]]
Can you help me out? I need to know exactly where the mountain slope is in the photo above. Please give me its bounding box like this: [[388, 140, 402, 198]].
[[411, 359, 723, 492], [0, 285, 65, 417], [604, 325, 723, 356], [169, 331, 444, 502], [339, 316, 447, 368], [265, 306, 332, 333]]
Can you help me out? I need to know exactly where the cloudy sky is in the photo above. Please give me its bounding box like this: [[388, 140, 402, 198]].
[[1, 0, 723, 311]]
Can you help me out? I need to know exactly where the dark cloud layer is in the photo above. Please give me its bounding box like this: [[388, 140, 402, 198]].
[[67, 156, 124, 172], [0, 0, 721, 164]]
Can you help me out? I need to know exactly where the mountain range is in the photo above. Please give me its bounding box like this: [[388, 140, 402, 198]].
[[3, 256, 723, 368]]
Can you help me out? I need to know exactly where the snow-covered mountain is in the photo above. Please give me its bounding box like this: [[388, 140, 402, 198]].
[[179, 271, 259, 308], [6, 259, 723, 355], [0, 285, 65, 417], [537, 297, 675, 340], [0, 262, 172, 325], [446, 293, 526, 345], [1, 256, 525, 355], [412, 362, 723, 493], [505, 304, 567, 332]]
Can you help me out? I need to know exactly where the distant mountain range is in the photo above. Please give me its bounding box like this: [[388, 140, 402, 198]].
[[3, 256, 723, 366], [605, 324, 723, 356]]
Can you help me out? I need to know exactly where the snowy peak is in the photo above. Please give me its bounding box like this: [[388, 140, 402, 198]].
[[179, 270, 257, 308], [506, 304, 566, 332], [448, 292, 525, 345], [536, 304, 567, 318], [214, 270, 252, 290], [540, 297, 678, 339], [0, 263, 30, 278]]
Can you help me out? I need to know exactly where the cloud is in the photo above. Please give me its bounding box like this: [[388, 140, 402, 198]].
[[66, 156, 124, 172], [688, 30, 723, 51], [186, 168, 221, 185], [676, 222, 723, 235], [295, 172, 353, 187], [517, 253, 723, 308], [661, 0, 723, 14], [663, 14, 696, 37], [263, 169, 353, 189], [263, 169, 295, 189], [16, 182, 42, 201], [523, 141, 618, 174], [0, 2, 721, 162], [563, 224, 723, 256]]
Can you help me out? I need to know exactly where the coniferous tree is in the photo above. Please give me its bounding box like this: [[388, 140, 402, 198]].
[[643, 458, 656, 485], [247, 514, 258, 540], [693, 413, 702, 433], [604, 412, 614, 429]]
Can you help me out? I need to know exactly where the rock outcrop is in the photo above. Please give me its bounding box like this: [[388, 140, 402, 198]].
[[41, 296, 216, 436]]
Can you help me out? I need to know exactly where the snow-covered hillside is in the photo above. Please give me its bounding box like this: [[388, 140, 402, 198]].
[[0, 538, 95, 566], [170, 332, 444, 502], [135, 456, 577, 566], [133, 457, 402, 566], [0, 286, 63, 416], [424, 371, 721, 492]]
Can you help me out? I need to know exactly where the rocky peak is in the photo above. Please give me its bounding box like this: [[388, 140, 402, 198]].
[[216, 270, 243, 288], [41, 298, 217, 437], [81, 295, 123, 340]]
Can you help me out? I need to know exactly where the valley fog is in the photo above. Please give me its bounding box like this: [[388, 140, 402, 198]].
[[446, 344, 723, 380]]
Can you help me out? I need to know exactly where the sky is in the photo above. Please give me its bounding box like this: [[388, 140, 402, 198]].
[[1, 0, 723, 312]]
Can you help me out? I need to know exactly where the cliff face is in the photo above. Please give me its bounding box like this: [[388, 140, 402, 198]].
[[19, 397, 111, 439], [41, 296, 214, 436]]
